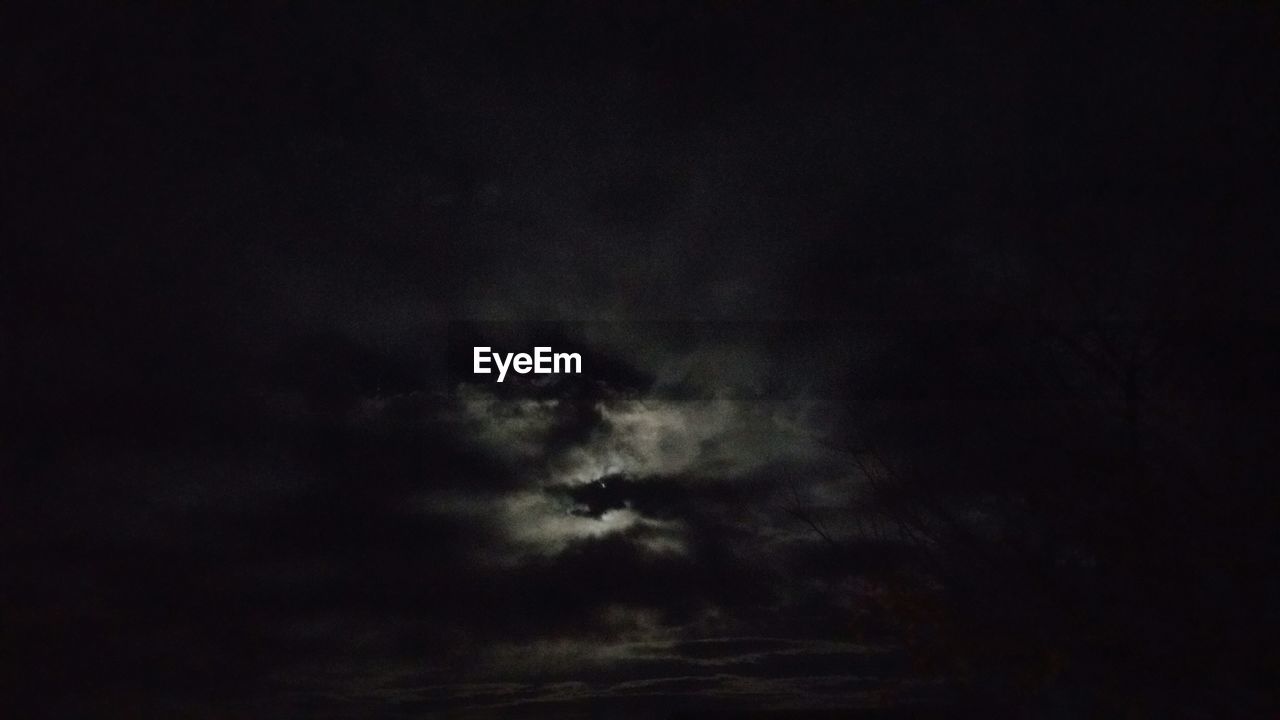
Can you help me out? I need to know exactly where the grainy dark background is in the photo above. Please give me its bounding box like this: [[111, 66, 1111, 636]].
[[4, 2, 1278, 717]]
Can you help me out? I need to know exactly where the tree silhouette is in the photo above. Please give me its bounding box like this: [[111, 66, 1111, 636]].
[[802, 237, 1278, 716]]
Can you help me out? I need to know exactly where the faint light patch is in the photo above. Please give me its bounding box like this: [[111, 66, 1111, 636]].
[[479, 608, 675, 675], [553, 394, 827, 485], [551, 398, 728, 484], [440, 381, 839, 560], [451, 384, 563, 461], [448, 382, 831, 488], [498, 490, 687, 557]]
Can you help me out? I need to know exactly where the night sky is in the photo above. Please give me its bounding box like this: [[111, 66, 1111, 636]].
[[6, 3, 1280, 718]]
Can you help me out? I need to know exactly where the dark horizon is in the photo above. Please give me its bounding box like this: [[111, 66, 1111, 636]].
[[5, 2, 1279, 717]]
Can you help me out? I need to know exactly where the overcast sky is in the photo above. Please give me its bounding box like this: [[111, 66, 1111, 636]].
[[7, 2, 1279, 718]]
